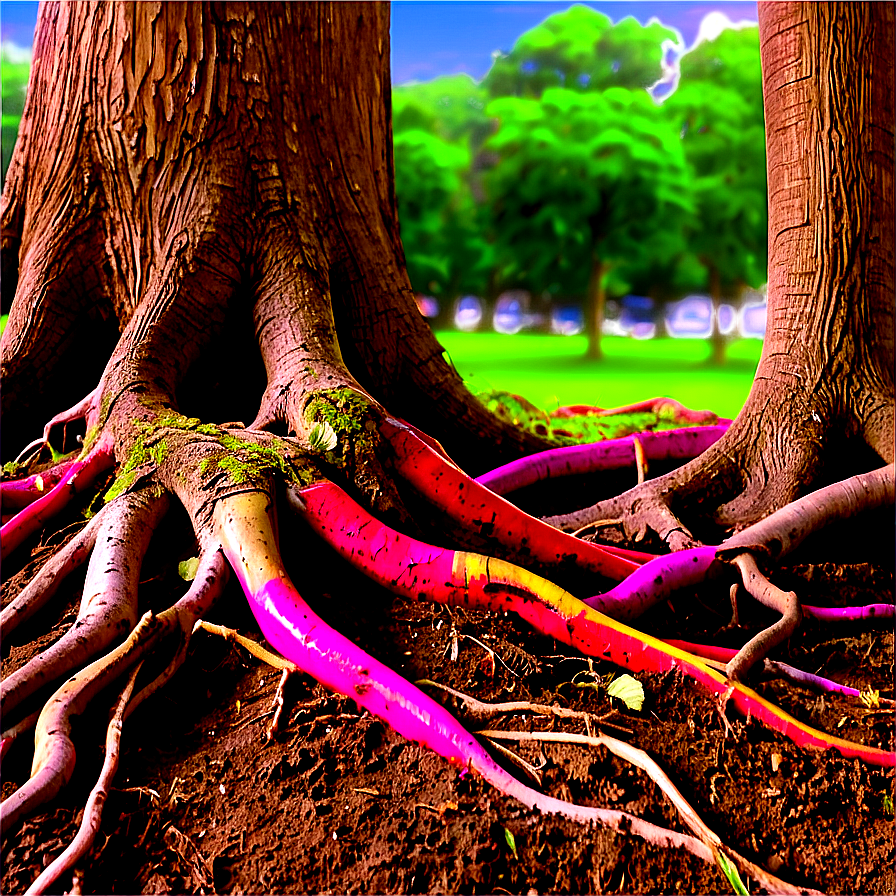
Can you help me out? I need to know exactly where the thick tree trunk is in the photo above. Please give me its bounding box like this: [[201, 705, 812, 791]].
[[686, 0, 894, 524], [695, 0, 892, 523], [548, 1, 894, 544], [0, 1, 546, 471], [585, 256, 606, 361]]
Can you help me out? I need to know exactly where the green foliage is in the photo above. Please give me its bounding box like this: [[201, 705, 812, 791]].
[[392, 74, 490, 146], [478, 389, 719, 443], [606, 673, 645, 711], [484, 87, 692, 296], [1, 49, 30, 182], [661, 27, 767, 291], [483, 5, 677, 99], [392, 77, 496, 296], [503, 828, 518, 860], [393, 129, 491, 295], [716, 851, 750, 895], [178, 556, 200, 581]]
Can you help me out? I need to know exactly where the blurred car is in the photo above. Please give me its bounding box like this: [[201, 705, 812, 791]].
[[618, 296, 656, 339], [550, 305, 584, 335], [453, 295, 484, 332], [665, 295, 713, 339], [414, 294, 440, 320], [740, 299, 767, 338], [492, 290, 545, 334]]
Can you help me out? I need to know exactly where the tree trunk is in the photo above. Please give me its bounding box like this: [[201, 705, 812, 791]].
[[548, 1, 894, 545], [584, 256, 606, 360], [0, 1, 546, 472], [686, 0, 894, 524], [706, 262, 726, 366]]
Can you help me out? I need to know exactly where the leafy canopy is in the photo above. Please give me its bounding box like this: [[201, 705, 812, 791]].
[[661, 27, 767, 290], [484, 87, 692, 296], [483, 5, 678, 99]]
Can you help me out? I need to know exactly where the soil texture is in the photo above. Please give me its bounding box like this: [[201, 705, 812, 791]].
[[2, 480, 894, 895]]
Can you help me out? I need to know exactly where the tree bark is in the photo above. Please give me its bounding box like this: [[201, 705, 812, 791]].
[[585, 256, 606, 360], [0, 1, 547, 471], [681, 0, 894, 525]]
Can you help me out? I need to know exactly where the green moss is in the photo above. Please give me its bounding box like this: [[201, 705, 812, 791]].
[[103, 410, 316, 503], [304, 388, 370, 437], [104, 422, 165, 503], [478, 389, 719, 444], [301, 387, 384, 459], [79, 391, 114, 457]]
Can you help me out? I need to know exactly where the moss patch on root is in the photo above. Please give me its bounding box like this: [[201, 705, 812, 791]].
[[104, 413, 315, 503], [303, 388, 380, 456]]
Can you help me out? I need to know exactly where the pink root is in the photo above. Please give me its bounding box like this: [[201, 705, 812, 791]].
[[551, 397, 725, 424], [0, 459, 78, 512], [0, 443, 115, 558], [475, 425, 729, 495]]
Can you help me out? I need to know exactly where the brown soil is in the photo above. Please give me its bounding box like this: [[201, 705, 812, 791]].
[[1, 487, 894, 895]]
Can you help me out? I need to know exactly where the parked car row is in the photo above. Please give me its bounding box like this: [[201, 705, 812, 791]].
[[415, 290, 768, 339]]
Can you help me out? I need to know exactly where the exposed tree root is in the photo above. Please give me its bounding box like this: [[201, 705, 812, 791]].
[[2, 488, 167, 719], [1, 506, 107, 636], [1, 5, 891, 892], [23, 662, 141, 896]]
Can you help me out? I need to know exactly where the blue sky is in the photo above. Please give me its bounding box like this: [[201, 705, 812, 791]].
[[2, 1, 757, 82]]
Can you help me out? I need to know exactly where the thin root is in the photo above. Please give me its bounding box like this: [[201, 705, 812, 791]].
[[196, 620, 297, 672], [477, 728, 819, 896], [25, 661, 143, 896], [725, 553, 801, 681]]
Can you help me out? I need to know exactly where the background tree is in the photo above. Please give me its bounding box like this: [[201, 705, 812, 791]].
[[662, 25, 767, 363], [392, 73, 490, 146], [391, 75, 493, 298], [0, 46, 29, 185], [483, 4, 678, 99], [392, 129, 492, 298], [485, 86, 692, 358]]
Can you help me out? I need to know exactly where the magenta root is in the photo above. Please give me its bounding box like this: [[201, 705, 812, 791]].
[[0, 445, 115, 558], [0, 459, 78, 512], [551, 397, 726, 424], [803, 604, 894, 621], [381, 419, 653, 579], [475, 425, 729, 496], [584, 546, 719, 621]]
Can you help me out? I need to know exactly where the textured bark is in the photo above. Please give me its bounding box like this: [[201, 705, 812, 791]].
[[0, 1, 546, 470], [676, 1, 894, 522], [547, 1, 894, 544]]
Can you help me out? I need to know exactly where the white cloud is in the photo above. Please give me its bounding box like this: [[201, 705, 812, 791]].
[[693, 11, 756, 48], [1, 41, 33, 64]]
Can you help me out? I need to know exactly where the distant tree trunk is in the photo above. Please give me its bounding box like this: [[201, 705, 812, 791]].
[[570, 1, 894, 539], [706, 262, 727, 365], [585, 256, 606, 360]]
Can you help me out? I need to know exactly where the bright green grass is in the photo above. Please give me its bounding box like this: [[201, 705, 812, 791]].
[[434, 332, 763, 420]]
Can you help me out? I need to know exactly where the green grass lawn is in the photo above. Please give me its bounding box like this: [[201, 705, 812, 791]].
[[434, 332, 763, 420]]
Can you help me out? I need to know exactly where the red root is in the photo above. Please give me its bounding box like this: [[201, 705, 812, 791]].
[[0, 443, 115, 558]]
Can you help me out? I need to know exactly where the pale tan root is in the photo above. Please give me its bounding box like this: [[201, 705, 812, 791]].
[[24, 662, 142, 896]]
